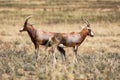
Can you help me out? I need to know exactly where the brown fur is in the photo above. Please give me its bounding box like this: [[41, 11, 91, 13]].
[[48, 18, 94, 63], [20, 16, 56, 61], [20, 16, 94, 63]]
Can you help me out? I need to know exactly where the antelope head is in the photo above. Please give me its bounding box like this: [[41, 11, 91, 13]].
[[19, 16, 33, 32], [82, 18, 94, 37]]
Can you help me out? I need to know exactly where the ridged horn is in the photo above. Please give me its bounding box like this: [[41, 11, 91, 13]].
[[82, 17, 90, 26]]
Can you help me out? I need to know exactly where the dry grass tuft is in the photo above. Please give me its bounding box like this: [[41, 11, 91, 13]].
[[0, 44, 120, 80]]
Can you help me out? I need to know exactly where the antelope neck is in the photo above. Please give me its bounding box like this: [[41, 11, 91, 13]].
[[79, 29, 88, 42], [27, 26, 37, 42]]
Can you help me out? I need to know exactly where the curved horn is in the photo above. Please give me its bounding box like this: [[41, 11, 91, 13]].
[[24, 16, 32, 24], [82, 17, 90, 26]]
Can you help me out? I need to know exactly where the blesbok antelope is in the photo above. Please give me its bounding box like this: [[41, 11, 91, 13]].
[[19, 16, 56, 62], [47, 18, 94, 63]]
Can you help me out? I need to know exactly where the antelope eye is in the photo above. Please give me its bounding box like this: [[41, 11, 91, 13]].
[[88, 29, 91, 32]]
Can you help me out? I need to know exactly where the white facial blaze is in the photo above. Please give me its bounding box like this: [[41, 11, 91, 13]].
[[20, 27, 24, 31], [87, 27, 94, 36], [91, 31, 94, 36]]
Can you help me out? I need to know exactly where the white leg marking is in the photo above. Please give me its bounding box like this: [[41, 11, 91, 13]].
[[53, 48, 56, 64], [73, 46, 78, 64], [35, 49, 38, 62]]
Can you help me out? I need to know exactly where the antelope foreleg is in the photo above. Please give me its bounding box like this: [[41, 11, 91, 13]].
[[73, 46, 78, 64], [34, 44, 39, 62]]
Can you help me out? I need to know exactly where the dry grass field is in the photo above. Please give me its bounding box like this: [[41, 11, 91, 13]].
[[0, 0, 120, 80]]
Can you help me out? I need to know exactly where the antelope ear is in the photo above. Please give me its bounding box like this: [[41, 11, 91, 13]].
[[28, 23, 34, 26], [81, 26, 83, 28], [80, 25, 85, 29], [30, 23, 34, 25]]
